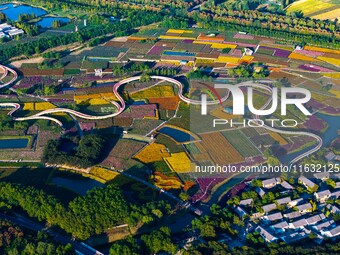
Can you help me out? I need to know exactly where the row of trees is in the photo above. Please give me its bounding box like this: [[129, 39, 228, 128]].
[[0, 182, 173, 240], [0, 11, 164, 63]]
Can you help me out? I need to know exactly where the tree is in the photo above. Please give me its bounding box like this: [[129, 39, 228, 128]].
[[179, 192, 189, 201]]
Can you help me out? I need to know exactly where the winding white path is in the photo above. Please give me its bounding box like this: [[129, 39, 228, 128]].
[[0, 65, 322, 165]]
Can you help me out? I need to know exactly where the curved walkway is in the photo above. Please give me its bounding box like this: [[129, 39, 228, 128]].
[[0, 66, 322, 165]]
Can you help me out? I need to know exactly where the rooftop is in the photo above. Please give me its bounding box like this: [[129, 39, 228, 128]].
[[281, 181, 294, 190], [262, 203, 277, 213], [277, 197, 291, 205], [299, 176, 316, 188]]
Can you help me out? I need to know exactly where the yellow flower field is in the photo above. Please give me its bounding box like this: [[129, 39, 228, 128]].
[[240, 55, 254, 62], [329, 90, 340, 98], [23, 102, 35, 110], [317, 56, 340, 66], [164, 152, 191, 173], [130, 85, 175, 99], [23, 102, 56, 111], [323, 73, 340, 79], [74, 93, 118, 105], [287, 0, 337, 17], [193, 41, 237, 49], [134, 143, 170, 163], [304, 46, 340, 55], [85, 167, 120, 183], [159, 35, 194, 40], [269, 132, 288, 145], [216, 56, 240, 64], [152, 172, 183, 190], [288, 52, 318, 62], [167, 29, 192, 34]]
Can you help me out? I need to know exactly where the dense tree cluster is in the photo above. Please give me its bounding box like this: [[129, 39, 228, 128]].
[[0, 182, 173, 240], [42, 134, 107, 168], [0, 220, 75, 255], [109, 227, 177, 255]]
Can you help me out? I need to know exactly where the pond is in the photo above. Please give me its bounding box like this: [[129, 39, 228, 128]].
[[158, 126, 194, 143], [51, 177, 105, 195], [0, 138, 28, 149], [0, 3, 47, 20], [37, 17, 70, 28]]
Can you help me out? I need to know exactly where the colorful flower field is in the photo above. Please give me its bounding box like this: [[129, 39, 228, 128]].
[[130, 85, 175, 99], [148, 96, 180, 110], [233, 33, 254, 40], [152, 172, 183, 190], [190, 177, 224, 203], [303, 115, 327, 133], [288, 52, 318, 62], [164, 152, 191, 173], [23, 102, 56, 111], [298, 64, 335, 72], [134, 143, 170, 163], [295, 49, 324, 58], [304, 46, 340, 55], [317, 56, 340, 66], [120, 104, 158, 119], [199, 132, 244, 164], [268, 132, 288, 145]]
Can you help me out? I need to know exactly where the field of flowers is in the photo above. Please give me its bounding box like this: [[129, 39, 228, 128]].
[[304, 46, 340, 55], [148, 96, 179, 111], [85, 167, 120, 183], [134, 143, 170, 163], [164, 152, 191, 173], [130, 85, 175, 99], [190, 178, 224, 203], [317, 56, 340, 66], [268, 132, 288, 145], [152, 172, 183, 190], [129, 119, 164, 135], [216, 56, 240, 64], [23, 102, 56, 111], [221, 130, 261, 157], [288, 52, 318, 62], [298, 64, 334, 72], [303, 115, 327, 133], [74, 92, 117, 105], [200, 132, 244, 164]]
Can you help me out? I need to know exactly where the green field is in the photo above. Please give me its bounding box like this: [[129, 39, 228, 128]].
[[221, 130, 262, 157], [287, 0, 340, 20]]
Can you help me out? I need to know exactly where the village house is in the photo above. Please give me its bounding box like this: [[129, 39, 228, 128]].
[[270, 221, 289, 233], [255, 187, 266, 197], [313, 172, 330, 181], [288, 198, 304, 208], [276, 197, 291, 205], [321, 225, 340, 239], [263, 212, 283, 223], [255, 226, 278, 242], [305, 214, 325, 225], [312, 220, 335, 232], [262, 203, 277, 213], [281, 181, 294, 190], [289, 218, 308, 230], [315, 190, 331, 203], [262, 178, 281, 189], [296, 203, 313, 214], [239, 198, 253, 206], [284, 211, 301, 220], [299, 176, 317, 190]]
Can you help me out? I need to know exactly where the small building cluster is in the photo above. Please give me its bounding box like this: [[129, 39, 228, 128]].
[[0, 23, 24, 39], [233, 173, 340, 245]]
